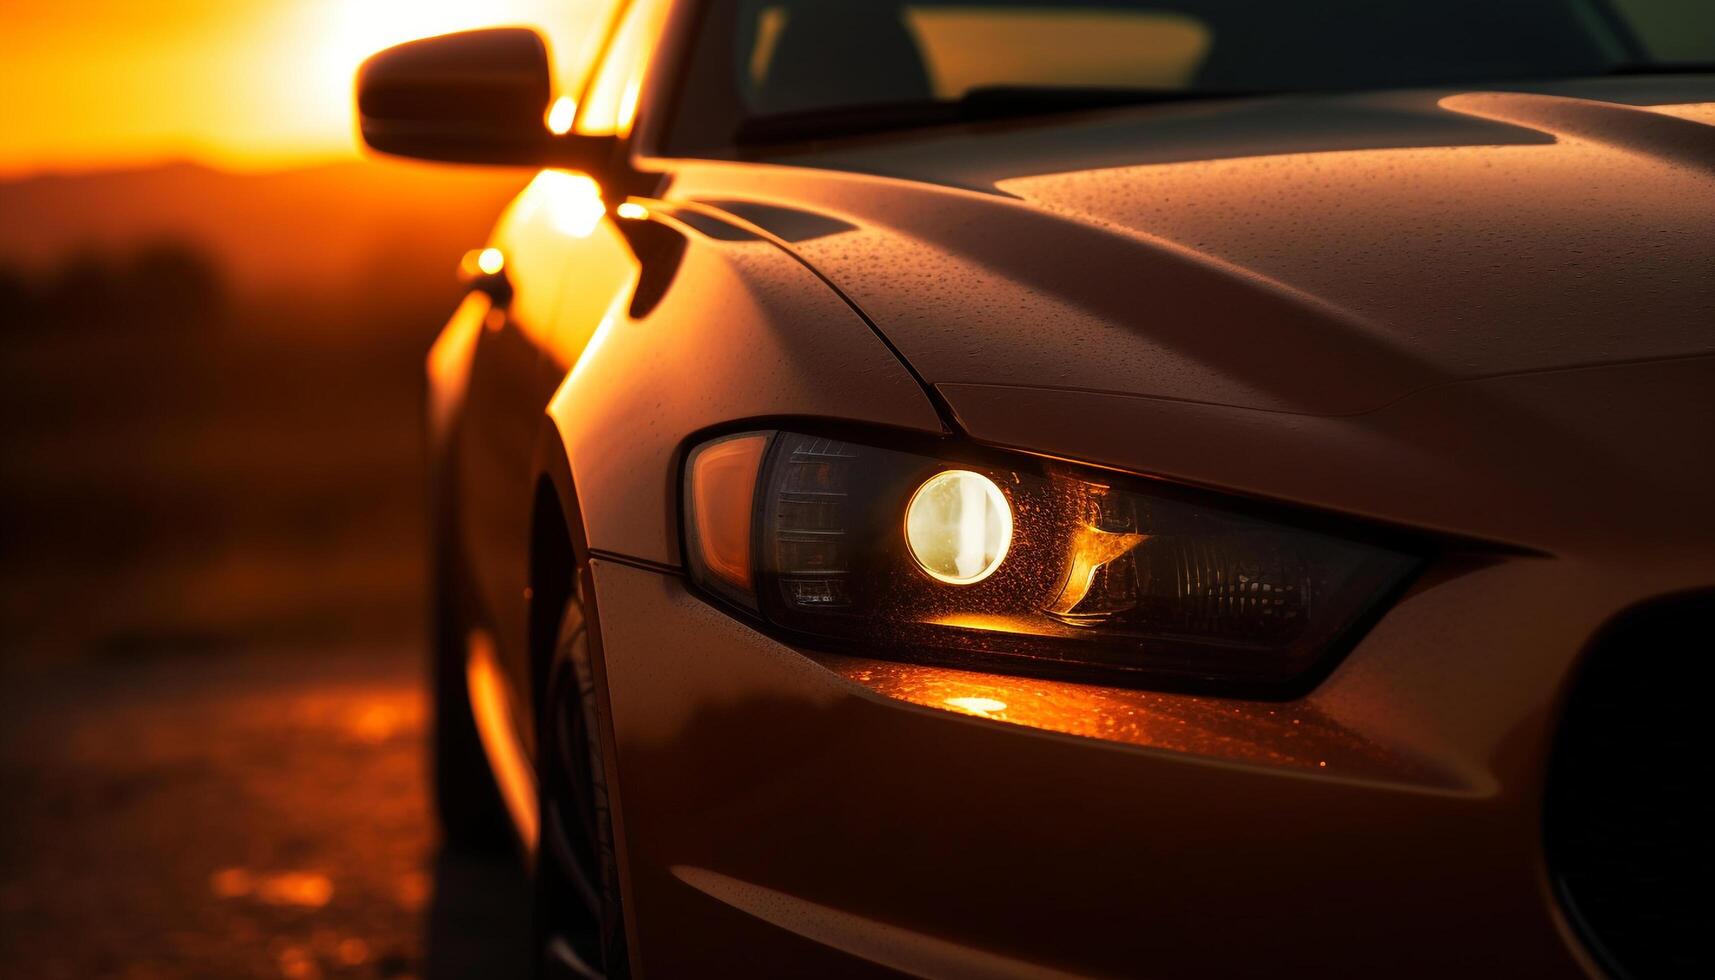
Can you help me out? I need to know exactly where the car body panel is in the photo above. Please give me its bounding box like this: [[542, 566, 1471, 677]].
[[410, 11, 1711, 968], [588, 556, 1616, 978], [434, 178, 945, 731], [446, 173, 619, 700], [542, 203, 946, 570], [939, 353, 1715, 559], [658, 80, 1714, 419]]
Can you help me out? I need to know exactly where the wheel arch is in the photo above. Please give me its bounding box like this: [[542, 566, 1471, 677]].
[[525, 412, 647, 968], [527, 416, 589, 721]]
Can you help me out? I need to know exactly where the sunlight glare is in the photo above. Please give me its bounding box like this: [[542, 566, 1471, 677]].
[[322, 0, 511, 115], [521, 170, 607, 237], [0, 0, 613, 174], [547, 96, 578, 135], [945, 696, 1008, 716], [311, 0, 584, 158], [328, 0, 514, 78]]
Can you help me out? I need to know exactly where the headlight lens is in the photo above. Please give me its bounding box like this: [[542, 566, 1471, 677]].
[[683, 429, 1417, 692], [903, 469, 1013, 585]]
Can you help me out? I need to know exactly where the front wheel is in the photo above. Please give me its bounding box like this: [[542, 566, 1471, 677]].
[[535, 591, 630, 979]]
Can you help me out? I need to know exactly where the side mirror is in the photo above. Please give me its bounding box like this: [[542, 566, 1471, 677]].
[[356, 28, 605, 168]]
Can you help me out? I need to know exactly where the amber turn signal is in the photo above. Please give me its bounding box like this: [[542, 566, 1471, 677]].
[[684, 433, 771, 605]]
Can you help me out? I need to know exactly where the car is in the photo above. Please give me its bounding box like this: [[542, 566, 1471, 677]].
[[355, 2, 1713, 976]]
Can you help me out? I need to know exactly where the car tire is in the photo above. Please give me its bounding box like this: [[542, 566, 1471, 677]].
[[535, 588, 630, 979]]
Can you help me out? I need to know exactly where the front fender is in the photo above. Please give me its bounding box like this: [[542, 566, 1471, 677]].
[[541, 205, 943, 570]]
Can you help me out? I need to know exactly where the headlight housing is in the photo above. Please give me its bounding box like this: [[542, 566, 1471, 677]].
[[683, 428, 1417, 694]]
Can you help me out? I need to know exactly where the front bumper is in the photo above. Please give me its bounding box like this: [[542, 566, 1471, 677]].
[[590, 555, 1612, 978]]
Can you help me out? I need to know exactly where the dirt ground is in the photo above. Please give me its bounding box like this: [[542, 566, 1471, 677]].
[[0, 251, 530, 977], [0, 643, 530, 980]]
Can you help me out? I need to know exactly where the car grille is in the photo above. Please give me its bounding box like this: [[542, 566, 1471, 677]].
[[1545, 596, 1706, 979]]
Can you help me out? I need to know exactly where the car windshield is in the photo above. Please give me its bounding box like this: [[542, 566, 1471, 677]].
[[665, 0, 1715, 148]]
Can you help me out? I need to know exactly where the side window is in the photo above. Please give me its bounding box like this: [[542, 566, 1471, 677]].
[[736, 3, 1212, 118], [904, 7, 1211, 97], [576, 0, 673, 138]]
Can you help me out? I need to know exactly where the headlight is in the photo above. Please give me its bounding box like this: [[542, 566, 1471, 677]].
[[683, 428, 1418, 693]]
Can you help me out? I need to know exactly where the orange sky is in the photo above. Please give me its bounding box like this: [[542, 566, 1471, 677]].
[[0, 0, 611, 177]]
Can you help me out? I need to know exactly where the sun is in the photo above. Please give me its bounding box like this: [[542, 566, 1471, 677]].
[[326, 0, 514, 72], [0, 0, 608, 174], [320, 0, 539, 103], [296, 0, 583, 158]]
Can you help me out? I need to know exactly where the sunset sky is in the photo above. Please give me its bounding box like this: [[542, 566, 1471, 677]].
[[0, 0, 611, 177]]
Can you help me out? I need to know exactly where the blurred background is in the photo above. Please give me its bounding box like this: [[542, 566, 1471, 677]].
[[0, 2, 609, 976]]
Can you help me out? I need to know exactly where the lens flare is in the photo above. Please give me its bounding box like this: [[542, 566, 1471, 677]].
[[905, 470, 1012, 585], [545, 96, 576, 135], [521, 170, 606, 238]]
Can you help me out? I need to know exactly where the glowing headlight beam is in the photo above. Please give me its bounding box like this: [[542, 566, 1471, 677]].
[[904, 470, 1012, 585]]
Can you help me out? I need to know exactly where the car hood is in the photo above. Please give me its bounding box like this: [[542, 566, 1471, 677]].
[[676, 77, 1715, 419]]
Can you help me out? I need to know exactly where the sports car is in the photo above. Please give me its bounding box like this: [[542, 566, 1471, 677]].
[[356, 1, 1713, 976]]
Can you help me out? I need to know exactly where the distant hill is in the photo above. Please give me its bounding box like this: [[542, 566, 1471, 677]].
[[0, 159, 528, 297]]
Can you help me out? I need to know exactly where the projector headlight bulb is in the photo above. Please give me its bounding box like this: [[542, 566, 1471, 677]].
[[904, 470, 1012, 585]]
